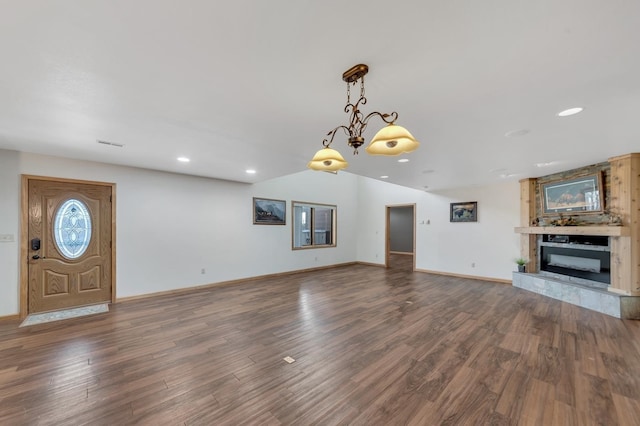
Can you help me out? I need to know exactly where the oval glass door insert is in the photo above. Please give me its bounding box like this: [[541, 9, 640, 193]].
[[54, 199, 92, 258]]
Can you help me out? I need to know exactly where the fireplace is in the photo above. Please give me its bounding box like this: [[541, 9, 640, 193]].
[[539, 234, 610, 286], [515, 154, 640, 318]]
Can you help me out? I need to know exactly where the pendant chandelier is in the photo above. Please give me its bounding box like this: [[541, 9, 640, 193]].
[[308, 64, 419, 172]]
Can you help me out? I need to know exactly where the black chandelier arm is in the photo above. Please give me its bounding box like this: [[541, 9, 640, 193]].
[[322, 125, 351, 147]]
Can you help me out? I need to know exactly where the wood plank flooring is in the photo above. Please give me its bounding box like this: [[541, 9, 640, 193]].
[[1, 259, 640, 425]]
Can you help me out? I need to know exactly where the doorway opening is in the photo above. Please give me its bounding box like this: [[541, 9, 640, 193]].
[[386, 204, 416, 270]]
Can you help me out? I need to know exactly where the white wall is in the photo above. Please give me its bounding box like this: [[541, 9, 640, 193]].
[[356, 177, 429, 263], [0, 150, 358, 316], [0, 148, 521, 317], [416, 183, 521, 280], [0, 150, 20, 316], [355, 177, 521, 281], [253, 170, 358, 267]]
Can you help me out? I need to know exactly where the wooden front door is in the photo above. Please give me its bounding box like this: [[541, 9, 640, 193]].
[[27, 178, 113, 313]]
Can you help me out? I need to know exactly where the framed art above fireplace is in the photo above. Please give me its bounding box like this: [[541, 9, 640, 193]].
[[540, 173, 603, 215]]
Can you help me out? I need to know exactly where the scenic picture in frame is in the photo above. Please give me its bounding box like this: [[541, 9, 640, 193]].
[[253, 197, 286, 225], [540, 173, 603, 215], [450, 201, 477, 222]]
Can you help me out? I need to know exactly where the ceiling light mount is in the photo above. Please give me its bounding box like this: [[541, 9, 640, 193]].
[[307, 64, 419, 172], [342, 63, 369, 83]]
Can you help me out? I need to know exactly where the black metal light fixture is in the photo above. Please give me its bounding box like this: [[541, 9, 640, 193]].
[[308, 64, 419, 172]]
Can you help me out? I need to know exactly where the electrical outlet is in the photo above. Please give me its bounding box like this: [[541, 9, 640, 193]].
[[471, 262, 476, 268], [201, 268, 206, 274], [0, 234, 14, 242]]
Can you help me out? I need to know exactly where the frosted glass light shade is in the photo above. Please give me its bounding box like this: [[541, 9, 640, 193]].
[[307, 147, 348, 171], [365, 124, 420, 155]]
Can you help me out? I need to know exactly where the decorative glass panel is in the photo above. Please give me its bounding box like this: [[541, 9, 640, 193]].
[[54, 199, 92, 259]]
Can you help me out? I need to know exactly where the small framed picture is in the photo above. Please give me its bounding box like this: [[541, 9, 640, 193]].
[[450, 201, 477, 222], [253, 197, 286, 225]]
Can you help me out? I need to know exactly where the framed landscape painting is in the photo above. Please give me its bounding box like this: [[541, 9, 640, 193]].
[[540, 173, 603, 215], [253, 197, 286, 225], [450, 201, 477, 222]]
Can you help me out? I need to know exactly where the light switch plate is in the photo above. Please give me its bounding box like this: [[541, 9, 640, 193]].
[[0, 234, 15, 242]]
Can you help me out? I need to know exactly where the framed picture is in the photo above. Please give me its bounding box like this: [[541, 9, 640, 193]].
[[450, 201, 477, 222], [540, 173, 603, 215], [253, 197, 286, 225]]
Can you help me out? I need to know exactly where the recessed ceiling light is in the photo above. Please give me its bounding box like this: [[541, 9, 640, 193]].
[[499, 173, 517, 179], [557, 107, 583, 117], [380, 175, 389, 179], [489, 167, 507, 173], [246, 169, 256, 174], [177, 157, 190, 163], [398, 159, 409, 163], [535, 161, 555, 168]]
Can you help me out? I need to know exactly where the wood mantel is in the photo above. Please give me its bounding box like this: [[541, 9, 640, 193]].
[[515, 226, 630, 237]]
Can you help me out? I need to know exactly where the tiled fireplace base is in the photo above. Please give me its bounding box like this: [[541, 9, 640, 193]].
[[512, 272, 640, 319]]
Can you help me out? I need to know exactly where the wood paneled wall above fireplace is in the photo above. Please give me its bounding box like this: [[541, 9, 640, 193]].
[[516, 153, 640, 296]]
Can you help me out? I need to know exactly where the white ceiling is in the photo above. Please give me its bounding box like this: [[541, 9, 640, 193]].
[[1, 1, 639, 191]]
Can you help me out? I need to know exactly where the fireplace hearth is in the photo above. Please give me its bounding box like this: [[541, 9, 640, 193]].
[[513, 224, 639, 319]]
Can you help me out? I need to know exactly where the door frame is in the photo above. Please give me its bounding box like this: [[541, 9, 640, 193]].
[[19, 175, 117, 319], [385, 204, 416, 269]]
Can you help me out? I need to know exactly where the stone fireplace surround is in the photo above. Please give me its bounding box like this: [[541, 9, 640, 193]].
[[513, 153, 640, 319]]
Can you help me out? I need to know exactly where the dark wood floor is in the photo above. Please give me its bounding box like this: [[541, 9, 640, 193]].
[[2, 259, 640, 425]]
